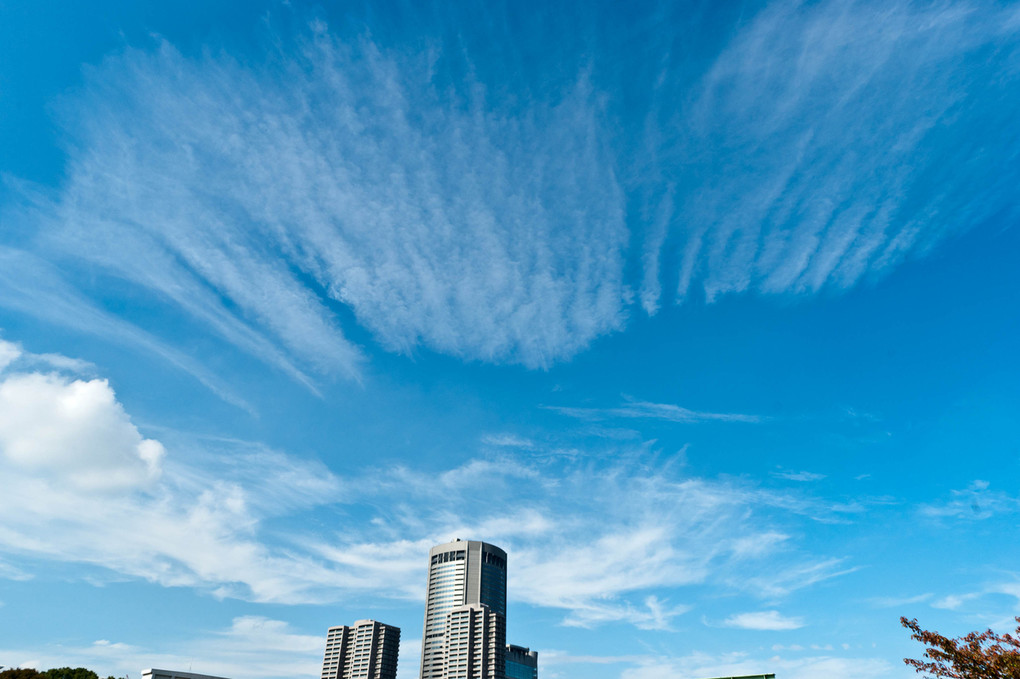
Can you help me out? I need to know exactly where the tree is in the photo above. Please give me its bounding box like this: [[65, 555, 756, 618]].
[[901, 616, 1020, 678], [42, 669, 98, 679], [0, 670, 43, 679]]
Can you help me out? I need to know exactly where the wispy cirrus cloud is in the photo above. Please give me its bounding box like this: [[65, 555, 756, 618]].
[[773, 469, 826, 482], [480, 433, 536, 449], [867, 592, 933, 609], [919, 480, 1020, 521], [5, 1, 1014, 382], [0, 247, 254, 409], [638, 0, 1020, 310], [33, 25, 626, 377], [736, 557, 859, 599], [545, 398, 762, 424], [356, 448, 859, 629]]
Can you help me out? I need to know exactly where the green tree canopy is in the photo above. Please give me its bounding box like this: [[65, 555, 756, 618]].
[[0, 670, 43, 679], [42, 669, 99, 679]]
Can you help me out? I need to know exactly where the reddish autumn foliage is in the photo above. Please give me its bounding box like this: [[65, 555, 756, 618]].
[[901, 616, 1020, 678]]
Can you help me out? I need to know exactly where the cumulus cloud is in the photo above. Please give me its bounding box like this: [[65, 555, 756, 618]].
[[0, 341, 351, 603], [0, 367, 164, 491]]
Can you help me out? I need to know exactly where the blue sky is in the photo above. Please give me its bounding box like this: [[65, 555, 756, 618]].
[[1, 1, 1019, 678]]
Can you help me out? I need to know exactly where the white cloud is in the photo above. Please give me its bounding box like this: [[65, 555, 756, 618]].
[[0, 557, 32, 582], [867, 593, 933, 608], [545, 648, 894, 679], [0, 341, 857, 624], [932, 593, 980, 611], [0, 616, 322, 679], [0, 339, 21, 371], [0, 337, 95, 376], [0, 372, 164, 491], [0, 342, 352, 604], [721, 610, 805, 630], [396, 638, 421, 679], [619, 651, 892, 679], [353, 453, 856, 628], [929, 580, 1020, 614], [539, 649, 647, 666], [258, 449, 852, 623]]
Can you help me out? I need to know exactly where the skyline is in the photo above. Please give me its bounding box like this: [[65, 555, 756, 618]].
[[2, 1, 1020, 679]]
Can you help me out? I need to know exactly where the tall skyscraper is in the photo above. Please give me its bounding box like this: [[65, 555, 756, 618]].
[[420, 539, 507, 679], [321, 619, 400, 679], [505, 645, 538, 679]]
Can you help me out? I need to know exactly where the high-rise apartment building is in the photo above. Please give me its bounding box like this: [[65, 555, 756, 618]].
[[505, 645, 538, 679], [320, 619, 400, 679], [420, 540, 507, 679], [442, 604, 506, 679]]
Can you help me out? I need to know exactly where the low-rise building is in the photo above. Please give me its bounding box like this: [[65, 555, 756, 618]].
[[141, 670, 229, 679], [505, 644, 537, 679]]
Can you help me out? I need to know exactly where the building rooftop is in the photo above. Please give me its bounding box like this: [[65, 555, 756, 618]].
[[142, 669, 231, 679]]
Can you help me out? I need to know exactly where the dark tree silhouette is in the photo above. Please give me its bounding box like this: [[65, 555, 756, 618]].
[[901, 616, 1020, 678], [0, 670, 43, 679]]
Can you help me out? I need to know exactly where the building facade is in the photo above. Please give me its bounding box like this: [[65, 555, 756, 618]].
[[321, 619, 400, 679], [442, 604, 506, 679], [505, 645, 538, 679], [420, 540, 508, 679]]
